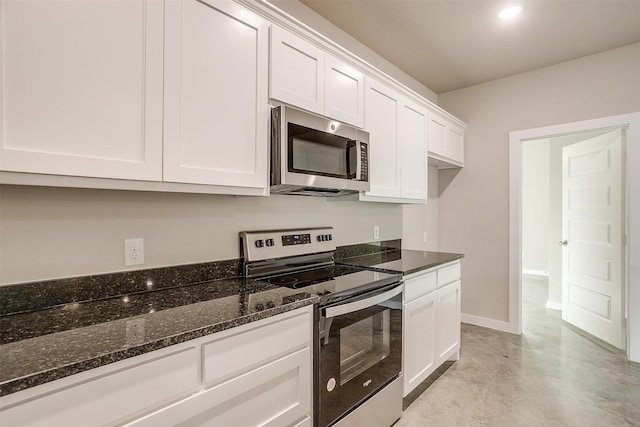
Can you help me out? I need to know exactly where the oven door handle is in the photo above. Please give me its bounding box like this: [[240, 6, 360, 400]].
[[324, 282, 404, 318]]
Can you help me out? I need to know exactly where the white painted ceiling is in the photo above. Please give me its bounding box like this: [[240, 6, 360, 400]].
[[298, 0, 640, 94]]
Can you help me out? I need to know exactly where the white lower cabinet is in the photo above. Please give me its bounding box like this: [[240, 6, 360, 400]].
[[126, 348, 311, 427], [402, 261, 461, 397], [403, 291, 436, 394], [435, 280, 461, 364], [0, 306, 313, 427]]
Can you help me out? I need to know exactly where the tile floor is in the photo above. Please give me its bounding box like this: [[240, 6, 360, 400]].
[[396, 277, 640, 426]]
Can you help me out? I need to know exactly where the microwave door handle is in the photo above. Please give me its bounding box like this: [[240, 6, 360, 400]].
[[324, 283, 404, 318], [346, 140, 357, 179]]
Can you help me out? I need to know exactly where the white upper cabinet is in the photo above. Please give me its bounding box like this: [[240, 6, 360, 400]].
[[163, 0, 269, 189], [270, 26, 325, 115], [399, 101, 427, 200], [0, 0, 164, 181], [363, 79, 401, 198], [269, 26, 365, 128], [428, 113, 465, 168], [359, 79, 427, 203], [324, 55, 365, 128]]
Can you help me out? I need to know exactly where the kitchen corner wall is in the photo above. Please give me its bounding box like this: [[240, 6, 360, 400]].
[[0, 185, 401, 284], [402, 165, 440, 251], [438, 42, 640, 324]]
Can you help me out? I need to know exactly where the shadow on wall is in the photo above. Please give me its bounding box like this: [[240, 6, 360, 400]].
[[438, 168, 462, 196]]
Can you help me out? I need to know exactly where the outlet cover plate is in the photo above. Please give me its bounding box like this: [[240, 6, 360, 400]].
[[124, 238, 144, 266]]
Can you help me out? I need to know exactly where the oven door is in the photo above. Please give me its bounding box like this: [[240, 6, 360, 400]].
[[317, 283, 403, 427]]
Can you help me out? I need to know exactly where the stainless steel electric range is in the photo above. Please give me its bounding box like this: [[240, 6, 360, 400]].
[[240, 227, 404, 427]]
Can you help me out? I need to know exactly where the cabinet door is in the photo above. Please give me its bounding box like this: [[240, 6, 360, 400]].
[[163, 0, 269, 189], [427, 114, 447, 157], [364, 79, 401, 198], [1, 346, 198, 427], [0, 0, 163, 181], [270, 26, 325, 115], [125, 347, 312, 427], [403, 291, 436, 397], [399, 101, 427, 201], [447, 125, 465, 164], [435, 280, 461, 364], [324, 55, 365, 128]]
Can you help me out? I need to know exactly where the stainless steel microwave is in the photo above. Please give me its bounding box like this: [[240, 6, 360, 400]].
[[270, 105, 370, 196]]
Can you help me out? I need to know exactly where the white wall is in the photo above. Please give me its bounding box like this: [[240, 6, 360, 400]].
[[522, 140, 550, 274], [0, 186, 401, 284], [438, 43, 640, 324], [402, 165, 439, 251]]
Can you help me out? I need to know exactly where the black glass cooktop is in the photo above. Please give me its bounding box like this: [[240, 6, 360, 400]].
[[258, 265, 402, 306]]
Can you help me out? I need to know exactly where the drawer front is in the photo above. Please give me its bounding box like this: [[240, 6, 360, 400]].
[[404, 271, 436, 302], [1, 346, 198, 427], [126, 347, 312, 427], [437, 262, 461, 288], [202, 308, 311, 385]]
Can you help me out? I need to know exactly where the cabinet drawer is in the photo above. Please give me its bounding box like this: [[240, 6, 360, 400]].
[[202, 309, 311, 385], [404, 271, 436, 302], [437, 262, 461, 288], [126, 347, 311, 427], [1, 346, 198, 427]]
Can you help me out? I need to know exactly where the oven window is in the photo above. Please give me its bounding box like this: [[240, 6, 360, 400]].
[[339, 308, 390, 385]]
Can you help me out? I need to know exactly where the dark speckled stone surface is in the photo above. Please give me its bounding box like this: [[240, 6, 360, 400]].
[[338, 249, 464, 276], [0, 243, 462, 398], [0, 263, 316, 397]]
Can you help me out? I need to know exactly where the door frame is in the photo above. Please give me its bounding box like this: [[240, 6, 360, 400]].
[[508, 112, 640, 363]]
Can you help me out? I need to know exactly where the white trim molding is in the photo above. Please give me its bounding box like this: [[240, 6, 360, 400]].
[[461, 314, 517, 334], [509, 112, 640, 363], [546, 301, 562, 311]]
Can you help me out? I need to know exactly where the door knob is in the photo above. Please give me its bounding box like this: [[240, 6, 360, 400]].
[[559, 240, 568, 246]]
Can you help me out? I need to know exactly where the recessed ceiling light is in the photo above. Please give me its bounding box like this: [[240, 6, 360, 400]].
[[497, 4, 524, 20]]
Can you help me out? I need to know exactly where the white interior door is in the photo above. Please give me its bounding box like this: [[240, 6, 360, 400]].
[[561, 129, 625, 349]]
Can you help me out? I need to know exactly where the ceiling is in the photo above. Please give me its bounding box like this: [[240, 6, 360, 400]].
[[297, 0, 640, 94]]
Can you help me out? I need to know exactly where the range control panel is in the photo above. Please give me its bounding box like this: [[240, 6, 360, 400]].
[[240, 227, 335, 262]]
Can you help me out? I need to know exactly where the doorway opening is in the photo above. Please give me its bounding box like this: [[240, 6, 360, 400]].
[[508, 112, 640, 363], [521, 129, 626, 349]]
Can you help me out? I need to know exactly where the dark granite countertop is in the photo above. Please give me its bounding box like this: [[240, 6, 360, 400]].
[[0, 267, 317, 397], [338, 249, 464, 276], [0, 243, 461, 398]]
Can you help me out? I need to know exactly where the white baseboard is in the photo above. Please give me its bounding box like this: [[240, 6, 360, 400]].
[[546, 301, 562, 311], [461, 313, 519, 334]]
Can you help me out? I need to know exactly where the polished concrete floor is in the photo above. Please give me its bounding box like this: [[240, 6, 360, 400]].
[[396, 277, 640, 426]]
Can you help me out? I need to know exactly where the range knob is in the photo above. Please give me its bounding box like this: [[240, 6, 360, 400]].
[[266, 301, 275, 309], [326, 234, 332, 241], [255, 302, 265, 311], [317, 235, 324, 242], [265, 238, 275, 247], [255, 239, 265, 248]]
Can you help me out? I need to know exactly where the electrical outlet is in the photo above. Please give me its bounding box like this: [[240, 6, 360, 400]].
[[125, 318, 146, 346], [373, 225, 380, 240], [124, 238, 144, 266]]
